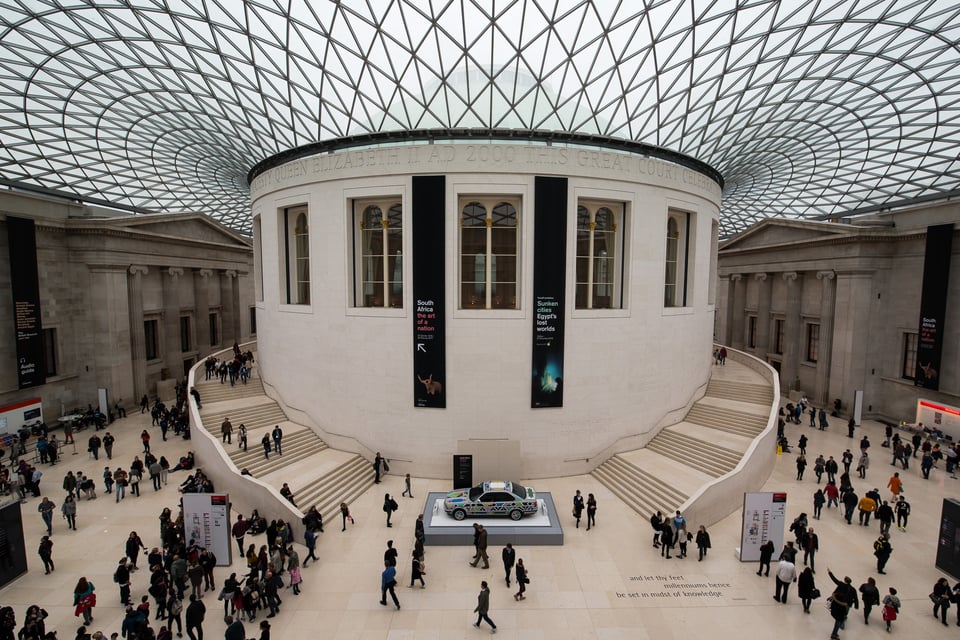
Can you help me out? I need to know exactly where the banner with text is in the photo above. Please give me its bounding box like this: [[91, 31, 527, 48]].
[[531, 177, 568, 408], [181, 493, 232, 565], [739, 492, 787, 561], [915, 223, 954, 390], [412, 175, 447, 408], [6, 217, 45, 389]]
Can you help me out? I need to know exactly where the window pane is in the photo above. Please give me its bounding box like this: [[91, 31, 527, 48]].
[[461, 227, 486, 254], [490, 228, 515, 254], [42, 328, 57, 377], [462, 203, 486, 226], [144, 320, 158, 360], [492, 255, 516, 283], [575, 283, 588, 308], [575, 257, 590, 283], [461, 283, 486, 308], [491, 202, 517, 226], [491, 283, 516, 308]]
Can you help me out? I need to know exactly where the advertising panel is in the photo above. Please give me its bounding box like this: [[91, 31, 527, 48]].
[[739, 492, 787, 561], [914, 223, 953, 390], [531, 176, 567, 408], [412, 175, 447, 408], [6, 217, 45, 389], [181, 493, 232, 565]]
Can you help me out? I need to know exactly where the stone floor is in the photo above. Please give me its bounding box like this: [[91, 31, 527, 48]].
[[1, 403, 957, 639]]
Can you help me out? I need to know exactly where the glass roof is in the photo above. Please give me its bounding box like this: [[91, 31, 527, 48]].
[[1, 1, 958, 236]]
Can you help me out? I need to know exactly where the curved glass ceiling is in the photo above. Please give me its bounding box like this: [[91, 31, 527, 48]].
[[1, 1, 958, 236]]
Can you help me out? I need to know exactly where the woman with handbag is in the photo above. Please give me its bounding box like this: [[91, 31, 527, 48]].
[[882, 587, 900, 632], [798, 566, 817, 613], [514, 558, 528, 601], [72, 577, 96, 625], [932, 577, 951, 625]]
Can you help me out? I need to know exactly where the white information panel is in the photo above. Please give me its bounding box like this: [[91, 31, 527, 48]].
[[181, 493, 232, 565], [916, 399, 960, 441], [739, 492, 787, 562]]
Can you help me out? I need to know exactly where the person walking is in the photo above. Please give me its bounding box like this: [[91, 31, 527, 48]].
[[881, 587, 900, 632], [827, 570, 858, 639], [271, 425, 283, 455], [894, 496, 910, 531], [573, 490, 585, 528], [260, 434, 271, 460], [774, 557, 797, 603], [501, 543, 515, 587], [586, 493, 597, 530], [796, 454, 807, 480], [859, 576, 880, 624], [931, 577, 951, 625], [408, 549, 425, 588], [37, 497, 55, 535], [232, 515, 248, 555], [797, 566, 816, 613], [470, 524, 489, 569], [237, 424, 247, 452], [873, 533, 892, 574], [72, 577, 96, 625], [140, 429, 151, 453], [799, 527, 818, 573], [103, 432, 115, 459], [184, 593, 205, 640], [379, 561, 400, 609], [340, 502, 352, 531], [37, 535, 54, 574], [513, 559, 528, 601], [303, 526, 319, 567], [695, 525, 711, 561], [401, 473, 413, 498], [220, 418, 233, 444], [473, 581, 497, 633], [61, 494, 77, 530], [813, 489, 825, 519], [887, 472, 903, 500], [857, 452, 869, 479], [125, 531, 146, 570]]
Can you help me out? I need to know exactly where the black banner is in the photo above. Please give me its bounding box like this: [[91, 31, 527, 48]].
[[412, 176, 446, 408], [7, 217, 45, 389], [915, 223, 953, 390], [0, 501, 28, 588], [453, 454, 473, 489], [936, 498, 960, 580], [531, 176, 567, 408]]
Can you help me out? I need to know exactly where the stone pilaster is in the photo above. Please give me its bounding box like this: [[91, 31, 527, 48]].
[[194, 269, 214, 354], [814, 271, 837, 405], [730, 273, 746, 349], [162, 267, 184, 378], [755, 273, 771, 354], [128, 265, 149, 400], [221, 269, 241, 346], [89, 265, 134, 405], [781, 271, 802, 391]]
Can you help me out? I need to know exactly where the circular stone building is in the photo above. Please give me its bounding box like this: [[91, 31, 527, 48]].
[[249, 132, 722, 478]]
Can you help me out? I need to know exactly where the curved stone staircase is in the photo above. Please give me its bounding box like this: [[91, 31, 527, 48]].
[[193, 362, 374, 521], [590, 360, 777, 523]]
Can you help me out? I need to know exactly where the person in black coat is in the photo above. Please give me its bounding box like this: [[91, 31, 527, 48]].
[[501, 543, 515, 587], [650, 511, 663, 548], [797, 566, 817, 613], [757, 540, 775, 576], [695, 526, 711, 561], [659, 521, 674, 558]]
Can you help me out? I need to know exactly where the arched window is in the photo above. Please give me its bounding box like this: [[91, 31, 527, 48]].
[[281, 205, 310, 305], [460, 197, 519, 309], [665, 211, 692, 307], [355, 200, 403, 308], [575, 201, 624, 309]]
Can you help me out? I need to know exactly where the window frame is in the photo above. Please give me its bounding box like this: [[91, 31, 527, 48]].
[[179, 315, 193, 353], [805, 322, 820, 363], [144, 318, 160, 361], [208, 311, 220, 347], [901, 331, 918, 380], [664, 209, 693, 308], [747, 315, 757, 349], [774, 317, 785, 355], [574, 199, 626, 310], [457, 194, 521, 310], [352, 197, 404, 309], [42, 327, 58, 377], [280, 205, 310, 306], [249, 307, 257, 336]]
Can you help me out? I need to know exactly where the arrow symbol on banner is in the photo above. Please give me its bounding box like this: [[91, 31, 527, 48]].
[[417, 343, 426, 352]]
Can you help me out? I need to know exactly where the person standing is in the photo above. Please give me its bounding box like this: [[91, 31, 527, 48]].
[[660, 521, 674, 558], [224, 615, 245, 640], [37, 535, 54, 574], [473, 581, 496, 632], [857, 452, 869, 479], [649, 511, 663, 547], [796, 454, 807, 480], [586, 493, 597, 530], [572, 490, 584, 528], [859, 576, 880, 624], [340, 502, 352, 531], [514, 559, 528, 601], [931, 577, 950, 625], [408, 549, 425, 589], [401, 473, 413, 498], [114, 558, 131, 606], [184, 593, 205, 640], [873, 533, 892, 574], [774, 557, 797, 603], [37, 497, 55, 535], [881, 587, 900, 632], [470, 524, 489, 569], [373, 452, 385, 483], [757, 539, 775, 576], [125, 531, 146, 570], [379, 561, 400, 609], [383, 493, 398, 527], [271, 425, 283, 455], [827, 570, 858, 640], [61, 494, 77, 530], [501, 543, 515, 587], [220, 418, 232, 444], [695, 525, 711, 561], [798, 566, 816, 613], [238, 424, 247, 452]]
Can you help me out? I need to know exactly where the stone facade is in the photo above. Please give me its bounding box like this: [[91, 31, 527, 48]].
[[0, 191, 254, 423], [717, 202, 960, 423]]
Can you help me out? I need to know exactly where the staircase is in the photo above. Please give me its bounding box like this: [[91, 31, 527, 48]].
[[195, 359, 374, 516], [591, 360, 775, 519]]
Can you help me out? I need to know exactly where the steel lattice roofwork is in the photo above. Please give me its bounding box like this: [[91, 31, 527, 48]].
[[1, 1, 958, 236]]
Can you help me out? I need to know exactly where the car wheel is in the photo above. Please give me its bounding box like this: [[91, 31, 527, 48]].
[[453, 509, 466, 521], [509, 509, 522, 521]]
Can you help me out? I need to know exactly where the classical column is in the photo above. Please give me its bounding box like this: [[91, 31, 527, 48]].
[[717, 275, 732, 345], [162, 267, 184, 378], [755, 273, 772, 354], [194, 269, 214, 354], [814, 271, 837, 405], [220, 270, 241, 346], [730, 273, 746, 349], [781, 271, 802, 391], [128, 265, 149, 400]]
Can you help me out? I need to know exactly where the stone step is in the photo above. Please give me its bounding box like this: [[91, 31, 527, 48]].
[[644, 433, 732, 477], [227, 429, 323, 467], [607, 455, 688, 508], [654, 430, 743, 467], [194, 379, 266, 402], [201, 403, 288, 433], [233, 435, 329, 477], [706, 379, 774, 404], [295, 456, 374, 522], [591, 464, 677, 521], [686, 404, 768, 437]]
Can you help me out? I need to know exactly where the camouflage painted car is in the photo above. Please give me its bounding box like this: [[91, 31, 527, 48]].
[[444, 480, 537, 521]]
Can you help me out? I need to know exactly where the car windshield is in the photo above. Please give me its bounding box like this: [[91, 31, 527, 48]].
[[469, 486, 483, 500], [510, 482, 527, 498]]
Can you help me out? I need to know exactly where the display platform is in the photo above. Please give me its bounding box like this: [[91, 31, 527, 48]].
[[421, 491, 563, 546]]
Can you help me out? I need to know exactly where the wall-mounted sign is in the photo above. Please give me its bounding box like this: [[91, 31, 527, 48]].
[[531, 177, 567, 408], [412, 176, 447, 408], [7, 217, 45, 389]]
